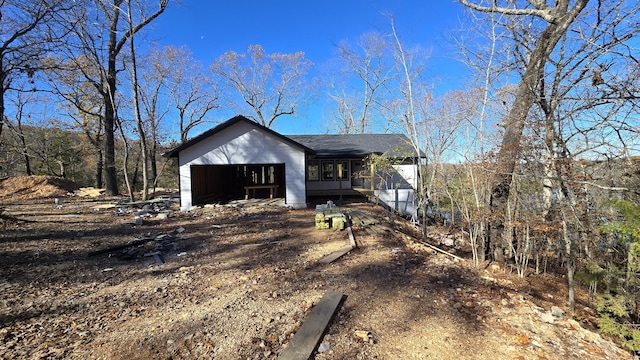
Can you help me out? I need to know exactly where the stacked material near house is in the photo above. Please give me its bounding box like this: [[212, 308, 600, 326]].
[[315, 201, 347, 230]]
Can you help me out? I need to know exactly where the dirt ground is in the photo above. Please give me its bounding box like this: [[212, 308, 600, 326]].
[[0, 176, 634, 359]]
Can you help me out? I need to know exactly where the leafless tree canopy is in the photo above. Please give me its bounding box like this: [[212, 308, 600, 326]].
[[210, 44, 313, 128]]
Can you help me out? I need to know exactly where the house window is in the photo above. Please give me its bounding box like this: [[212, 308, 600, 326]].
[[337, 160, 349, 180], [321, 161, 334, 181], [307, 160, 319, 181]]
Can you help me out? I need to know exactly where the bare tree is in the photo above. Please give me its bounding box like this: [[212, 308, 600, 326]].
[[327, 32, 395, 134], [4, 83, 38, 175], [420, 90, 480, 217], [460, 0, 640, 314], [211, 44, 313, 128], [451, 7, 512, 264], [137, 45, 170, 184], [59, 0, 168, 195], [532, 0, 639, 313], [153, 45, 218, 142], [0, 0, 68, 149], [377, 16, 433, 240], [459, 0, 590, 261], [125, 0, 149, 200], [115, 111, 135, 201], [45, 55, 105, 187]]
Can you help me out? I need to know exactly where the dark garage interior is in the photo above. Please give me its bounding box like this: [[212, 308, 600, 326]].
[[190, 164, 285, 206]]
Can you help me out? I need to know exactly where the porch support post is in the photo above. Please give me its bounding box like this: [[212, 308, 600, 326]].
[[370, 163, 375, 192]]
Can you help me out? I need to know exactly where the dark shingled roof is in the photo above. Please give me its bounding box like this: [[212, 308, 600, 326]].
[[287, 133, 420, 158], [162, 115, 423, 159]]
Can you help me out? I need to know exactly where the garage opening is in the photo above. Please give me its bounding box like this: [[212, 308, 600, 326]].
[[190, 164, 285, 206]]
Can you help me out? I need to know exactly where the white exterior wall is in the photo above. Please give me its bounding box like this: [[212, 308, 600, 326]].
[[392, 164, 419, 189], [374, 163, 419, 218], [375, 188, 417, 218], [177, 121, 307, 210]]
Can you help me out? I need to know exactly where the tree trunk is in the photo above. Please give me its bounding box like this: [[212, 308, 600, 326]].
[[131, 152, 140, 191], [102, 1, 122, 196], [21, 131, 32, 176], [562, 216, 575, 315], [0, 63, 6, 149], [149, 143, 157, 188], [178, 107, 188, 143], [57, 160, 65, 178], [116, 117, 135, 202], [128, 0, 149, 200], [16, 115, 32, 176], [95, 147, 103, 189], [24, 152, 31, 176], [487, 0, 589, 260], [104, 45, 119, 195]]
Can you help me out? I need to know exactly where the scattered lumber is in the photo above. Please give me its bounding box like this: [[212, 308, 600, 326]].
[[278, 291, 346, 360], [319, 225, 358, 264], [88, 231, 179, 265], [88, 238, 149, 257], [347, 210, 379, 226], [320, 245, 355, 264], [364, 227, 377, 237], [120, 198, 169, 207], [91, 203, 117, 210], [347, 210, 383, 240], [153, 253, 165, 265], [368, 225, 383, 235]]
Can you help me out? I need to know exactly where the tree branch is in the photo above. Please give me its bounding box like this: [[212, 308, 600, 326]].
[[458, 0, 555, 22]]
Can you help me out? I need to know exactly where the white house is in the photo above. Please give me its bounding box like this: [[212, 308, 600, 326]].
[[163, 115, 423, 217]]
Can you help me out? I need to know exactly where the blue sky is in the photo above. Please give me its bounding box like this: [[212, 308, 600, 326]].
[[151, 0, 471, 135]]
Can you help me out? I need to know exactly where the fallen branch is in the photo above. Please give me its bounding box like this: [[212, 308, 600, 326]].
[[396, 229, 464, 261], [416, 239, 465, 261]]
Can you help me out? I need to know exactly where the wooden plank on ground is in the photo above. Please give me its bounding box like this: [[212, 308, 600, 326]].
[[278, 291, 346, 360], [368, 226, 382, 235], [347, 226, 357, 248], [348, 211, 367, 226], [364, 227, 377, 237], [351, 210, 379, 225], [319, 245, 354, 264], [371, 225, 388, 234]]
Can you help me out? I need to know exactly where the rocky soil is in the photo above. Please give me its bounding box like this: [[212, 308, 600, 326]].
[[0, 176, 634, 359]]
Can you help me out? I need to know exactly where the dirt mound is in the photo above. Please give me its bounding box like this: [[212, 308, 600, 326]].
[[0, 175, 81, 202]]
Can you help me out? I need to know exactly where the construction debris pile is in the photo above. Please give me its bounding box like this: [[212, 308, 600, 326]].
[[111, 198, 177, 223], [88, 227, 186, 265], [315, 201, 347, 230]]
